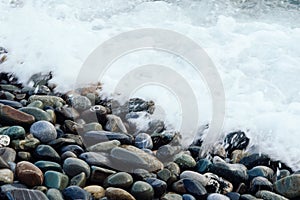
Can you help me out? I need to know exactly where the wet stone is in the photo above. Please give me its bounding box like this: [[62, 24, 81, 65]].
[[195, 158, 212, 174], [226, 192, 240, 200], [44, 170, 69, 190], [0, 135, 10, 147], [16, 137, 40, 150], [28, 95, 65, 107], [165, 162, 181, 177], [157, 168, 176, 185], [174, 178, 207, 199], [0, 169, 14, 184], [174, 153, 196, 170], [207, 193, 230, 200], [156, 145, 181, 162], [86, 140, 120, 152], [35, 144, 61, 162], [240, 194, 260, 200], [247, 166, 274, 181], [61, 151, 77, 160], [63, 185, 91, 200], [105, 114, 128, 133], [5, 188, 49, 200], [180, 170, 208, 186], [182, 194, 196, 200], [70, 172, 86, 187], [0, 100, 23, 109], [30, 120, 57, 143], [128, 98, 155, 113], [146, 178, 167, 198], [79, 152, 112, 168], [70, 95, 92, 111], [224, 131, 250, 154], [151, 130, 180, 150], [27, 100, 44, 109], [63, 157, 90, 178], [105, 187, 136, 200], [61, 144, 84, 156], [276, 169, 290, 181], [131, 181, 154, 200], [16, 161, 44, 187], [55, 106, 79, 123], [82, 122, 103, 132], [106, 172, 133, 189], [0, 104, 35, 126], [239, 153, 270, 169], [34, 161, 62, 172], [134, 133, 153, 149], [250, 176, 273, 193], [231, 150, 248, 163], [132, 168, 156, 181], [0, 147, 16, 163], [90, 166, 116, 185], [161, 193, 182, 200], [256, 190, 288, 200], [19, 107, 52, 122], [47, 188, 64, 200], [274, 174, 300, 198], [84, 185, 105, 199]]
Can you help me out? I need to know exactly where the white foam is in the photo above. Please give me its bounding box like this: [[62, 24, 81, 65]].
[[1, 0, 300, 169]]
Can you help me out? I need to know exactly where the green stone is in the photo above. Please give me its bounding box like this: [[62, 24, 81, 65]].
[[0, 126, 9, 135], [28, 95, 65, 107], [17, 151, 32, 161], [27, 100, 44, 109], [47, 188, 64, 200], [106, 172, 133, 189], [70, 172, 86, 187], [3, 126, 25, 140], [17, 137, 40, 150], [174, 153, 196, 169], [131, 181, 154, 200], [35, 161, 62, 172], [45, 170, 69, 190], [82, 122, 103, 132], [0, 84, 19, 92], [19, 107, 52, 122]]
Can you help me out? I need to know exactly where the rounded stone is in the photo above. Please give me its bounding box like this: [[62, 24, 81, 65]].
[[161, 193, 182, 200], [3, 126, 25, 140], [180, 171, 208, 186], [247, 166, 274, 180], [135, 133, 153, 149], [16, 161, 44, 187], [84, 185, 105, 199], [0, 168, 14, 184], [146, 178, 167, 198], [106, 172, 133, 188], [105, 187, 135, 200], [182, 194, 196, 200], [207, 193, 230, 200], [63, 157, 90, 178], [30, 121, 57, 143], [174, 153, 196, 169], [47, 188, 64, 200], [195, 158, 212, 174], [63, 185, 91, 200], [35, 144, 61, 162], [19, 107, 52, 122], [71, 95, 92, 111], [131, 181, 154, 200], [250, 176, 272, 193], [70, 172, 86, 187], [44, 170, 69, 190], [34, 161, 62, 172], [86, 140, 121, 152], [274, 174, 300, 198]]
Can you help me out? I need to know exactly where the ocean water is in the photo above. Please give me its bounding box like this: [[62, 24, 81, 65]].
[[1, 0, 300, 169]]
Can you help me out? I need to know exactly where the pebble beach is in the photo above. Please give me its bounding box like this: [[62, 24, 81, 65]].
[[0, 69, 300, 200]]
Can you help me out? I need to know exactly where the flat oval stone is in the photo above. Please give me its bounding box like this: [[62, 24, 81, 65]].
[[61, 151, 77, 160], [105, 187, 135, 200], [134, 133, 153, 149], [5, 188, 48, 200], [79, 152, 111, 168], [247, 166, 274, 180], [239, 153, 270, 169], [63, 157, 90, 178], [131, 181, 154, 200], [2, 126, 25, 140], [182, 194, 196, 200], [249, 176, 272, 193], [30, 121, 57, 143], [0, 147, 16, 162], [70, 172, 86, 187], [274, 174, 300, 198], [161, 193, 182, 200], [70, 95, 92, 111], [47, 188, 64, 200], [256, 190, 288, 200], [44, 170, 69, 190], [61, 145, 84, 156], [0, 105, 35, 126], [63, 186, 91, 200], [195, 158, 212, 174], [106, 172, 133, 189], [151, 130, 179, 150], [16, 161, 44, 187], [35, 161, 62, 172], [27, 100, 44, 109], [84, 185, 105, 199], [207, 193, 230, 200], [0, 169, 14, 184], [146, 178, 167, 198], [86, 140, 120, 152], [0, 100, 23, 109], [35, 145, 61, 162], [19, 107, 52, 122]]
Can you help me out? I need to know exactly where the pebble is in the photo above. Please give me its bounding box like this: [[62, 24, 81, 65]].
[[105, 187, 136, 200], [0, 147, 16, 162], [61, 144, 84, 156], [226, 192, 240, 200], [134, 133, 153, 149], [86, 140, 120, 152], [174, 153, 197, 169], [247, 165, 274, 180], [151, 130, 180, 150], [195, 158, 212, 174], [256, 190, 288, 200], [231, 150, 248, 163], [239, 153, 270, 169], [249, 176, 273, 193], [70, 95, 92, 111], [156, 145, 181, 162], [19, 107, 52, 122], [44, 170, 69, 190], [63, 157, 91, 178], [34, 160, 62, 172], [27, 100, 44, 109], [2, 126, 25, 140], [182, 194, 196, 200], [106, 172, 133, 189], [274, 174, 300, 198], [0, 100, 23, 108], [84, 185, 105, 199], [180, 170, 208, 186], [207, 193, 230, 200], [47, 188, 64, 200], [240, 194, 259, 200], [105, 114, 128, 133], [0, 104, 35, 126], [70, 172, 86, 187], [0, 135, 10, 147], [63, 185, 91, 200], [146, 178, 167, 198], [35, 144, 61, 162], [0, 169, 14, 184], [161, 193, 182, 200], [15, 161, 44, 187], [79, 152, 112, 168], [131, 181, 154, 200], [90, 166, 116, 185], [157, 168, 177, 185], [5, 188, 49, 200], [224, 131, 250, 154], [17, 151, 32, 161], [174, 178, 207, 199], [30, 121, 57, 143]]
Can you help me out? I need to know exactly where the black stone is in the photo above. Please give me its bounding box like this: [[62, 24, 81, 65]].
[[224, 131, 249, 154], [62, 186, 91, 200]]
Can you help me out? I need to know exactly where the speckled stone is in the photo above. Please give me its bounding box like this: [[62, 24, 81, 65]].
[[28, 95, 65, 107], [3, 126, 25, 140], [105, 187, 135, 200], [63, 157, 90, 178], [30, 121, 57, 143], [131, 181, 154, 200], [174, 153, 196, 169], [256, 190, 288, 200], [0, 168, 14, 184], [106, 172, 133, 189], [84, 185, 105, 199], [274, 174, 300, 198]]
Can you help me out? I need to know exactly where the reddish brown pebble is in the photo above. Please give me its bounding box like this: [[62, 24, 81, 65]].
[[16, 161, 44, 187]]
